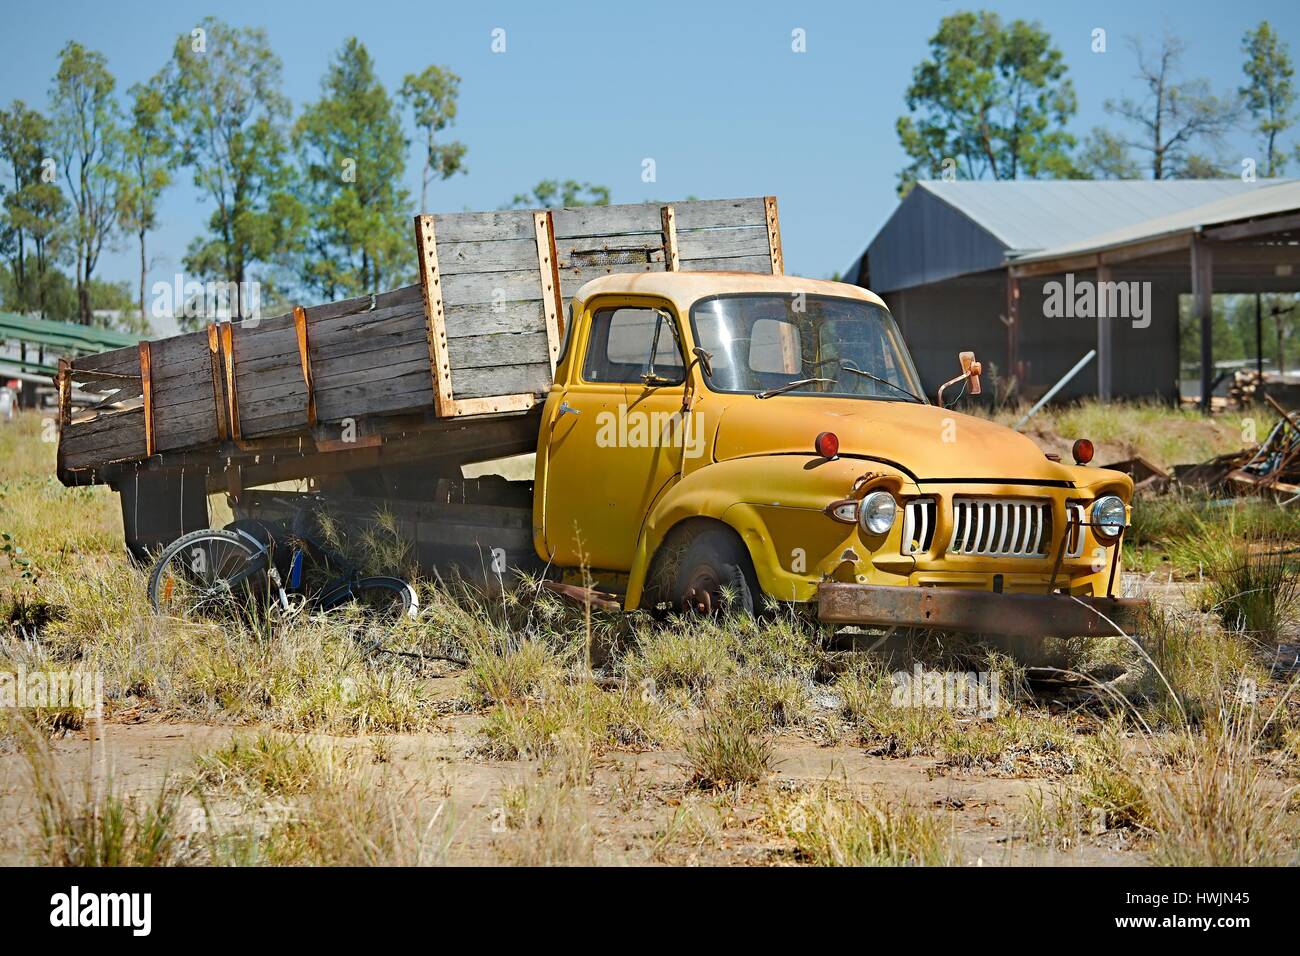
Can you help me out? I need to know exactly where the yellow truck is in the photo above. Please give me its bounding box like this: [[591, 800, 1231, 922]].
[[55, 197, 1141, 639]]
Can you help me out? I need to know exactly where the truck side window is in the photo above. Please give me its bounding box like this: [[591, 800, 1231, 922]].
[[582, 307, 685, 384]]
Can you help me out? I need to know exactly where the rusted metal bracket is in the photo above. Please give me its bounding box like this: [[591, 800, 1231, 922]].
[[817, 582, 1145, 639], [414, 213, 456, 417], [219, 322, 241, 441], [540, 580, 623, 613], [207, 323, 228, 442], [660, 205, 680, 272], [764, 196, 784, 275], [138, 341, 155, 458], [534, 211, 564, 373], [293, 305, 317, 428]]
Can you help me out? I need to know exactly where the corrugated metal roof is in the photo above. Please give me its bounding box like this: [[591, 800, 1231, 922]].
[[0, 312, 141, 352], [1010, 179, 1300, 263], [917, 179, 1282, 254]]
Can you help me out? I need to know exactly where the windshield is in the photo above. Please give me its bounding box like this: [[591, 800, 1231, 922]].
[[689, 294, 925, 402]]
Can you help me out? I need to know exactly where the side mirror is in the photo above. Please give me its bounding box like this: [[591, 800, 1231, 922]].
[[692, 346, 714, 379], [959, 351, 982, 396], [937, 351, 983, 406]]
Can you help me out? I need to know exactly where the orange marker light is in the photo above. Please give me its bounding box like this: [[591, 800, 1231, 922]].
[[1072, 438, 1094, 465], [815, 431, 839, 458]]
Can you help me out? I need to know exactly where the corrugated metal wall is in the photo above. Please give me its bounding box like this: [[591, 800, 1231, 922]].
[[860, 187, 1008, 294]]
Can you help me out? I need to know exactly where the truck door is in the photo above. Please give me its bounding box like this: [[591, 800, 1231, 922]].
[[543, 299, 693, 570]]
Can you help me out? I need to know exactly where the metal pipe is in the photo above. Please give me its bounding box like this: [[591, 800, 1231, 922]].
[[1014, 349, 1097, 430]]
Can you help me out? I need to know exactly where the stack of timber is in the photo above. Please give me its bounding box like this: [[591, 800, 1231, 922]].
[[56, 196, 783, 487]]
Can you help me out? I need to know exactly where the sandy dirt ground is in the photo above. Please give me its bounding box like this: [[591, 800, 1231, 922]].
[[0, 673, 1144, 867]]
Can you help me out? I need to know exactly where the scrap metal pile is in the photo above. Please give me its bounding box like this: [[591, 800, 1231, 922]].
[[1119, 392, 1300, 502]]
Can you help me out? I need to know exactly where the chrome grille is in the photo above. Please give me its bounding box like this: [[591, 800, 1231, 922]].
[[901, 498, 938, 555], [1065, 503, 1087, 558], [949, 497, 1052, 558]]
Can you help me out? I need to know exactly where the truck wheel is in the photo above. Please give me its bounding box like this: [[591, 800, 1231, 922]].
[[669, 528, 759, 616]]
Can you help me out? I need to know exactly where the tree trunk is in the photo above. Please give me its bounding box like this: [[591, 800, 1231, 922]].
[[138, 229, 147, 333]]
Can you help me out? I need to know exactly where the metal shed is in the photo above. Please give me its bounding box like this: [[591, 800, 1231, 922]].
[[843, 180, 1300, 405]]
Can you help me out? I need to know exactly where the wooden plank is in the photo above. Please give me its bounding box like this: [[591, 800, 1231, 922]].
[[673, 197, 767, 230], [442, 269, 545, 305], [677, 225, 771, 261], [72, 346, 141, 374], [447, 331, 551, 370], [444, 300, 546, 339], [309, 307, 426, 350], [436, 237, 539, 275], [450, 362, 552, 400], [431, 209, 535, 243], [764, 196, 783, 275], [661, 206, 679, 271], [558, 262, 663, 299], [226, 323, 301, 364], [678, 254, 773, 274], [313, 370, 434, 422], [450, 393, 537, 417], [415, 213, 455, 417], [551, 203, 663, 237], [534, 210, 563, 373], [303, 284, 423, 323]]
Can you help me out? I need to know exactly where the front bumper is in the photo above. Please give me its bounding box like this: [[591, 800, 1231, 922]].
[[816, 582, 1145, 639]]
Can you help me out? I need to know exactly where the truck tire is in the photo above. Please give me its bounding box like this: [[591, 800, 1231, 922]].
[[667, 527, 760, 616]]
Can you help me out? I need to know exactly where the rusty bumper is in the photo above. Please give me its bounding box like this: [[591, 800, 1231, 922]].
[[816, 582, 1146, 639]]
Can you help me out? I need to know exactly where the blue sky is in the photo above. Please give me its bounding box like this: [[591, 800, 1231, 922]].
[[3, 0, 1298, 329]]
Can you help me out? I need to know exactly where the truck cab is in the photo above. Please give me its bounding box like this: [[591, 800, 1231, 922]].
[[535, 271, 1139, 637]]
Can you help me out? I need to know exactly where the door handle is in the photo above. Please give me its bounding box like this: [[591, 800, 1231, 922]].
[[558, 401, 580, 416]]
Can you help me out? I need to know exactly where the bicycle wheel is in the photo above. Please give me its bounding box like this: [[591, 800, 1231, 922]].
[[321, 576, 419, 622], [148, 528, 265, 618]]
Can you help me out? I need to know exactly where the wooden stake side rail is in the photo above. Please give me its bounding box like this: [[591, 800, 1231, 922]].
[[57, 196, 783, 484]]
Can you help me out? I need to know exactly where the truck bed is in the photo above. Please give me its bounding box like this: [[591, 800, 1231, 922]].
[[56, 197, 784, 488]]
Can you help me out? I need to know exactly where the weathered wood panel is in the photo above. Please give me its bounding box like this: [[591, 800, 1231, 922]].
[[62, 407, 147, 469], [151, 330, 220, 452], [679, 254, 774, 274], [59, 197, 781, 478], [450, 362, 552, 400]]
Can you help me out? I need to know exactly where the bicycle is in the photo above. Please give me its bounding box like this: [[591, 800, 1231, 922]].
[[146, 507, 418, 625]]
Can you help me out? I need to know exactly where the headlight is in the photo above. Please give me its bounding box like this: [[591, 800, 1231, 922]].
[[858, 491, 897, 536], [1091, 495, 1127, 539]]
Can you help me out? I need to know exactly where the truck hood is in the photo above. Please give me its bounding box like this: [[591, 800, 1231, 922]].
[[712, 398, 1075, 483]]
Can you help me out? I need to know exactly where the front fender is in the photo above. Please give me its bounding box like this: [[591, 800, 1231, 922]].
[[625, 454, 911, 608]]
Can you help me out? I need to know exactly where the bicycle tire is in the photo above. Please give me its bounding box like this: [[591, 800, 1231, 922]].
[[321, 576, 419, 621], [147, 528, 264, 616]]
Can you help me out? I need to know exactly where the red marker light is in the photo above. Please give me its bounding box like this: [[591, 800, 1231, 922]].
[[1072, 438, 1094, 465], [815, 431, 839, 458]]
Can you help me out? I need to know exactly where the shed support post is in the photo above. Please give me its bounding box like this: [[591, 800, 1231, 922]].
[[1255, 291, 1264, 376], [1096, 262, 1112, 403], [1005, 272, 1019, 385], [1192, 236, 1214, 413]]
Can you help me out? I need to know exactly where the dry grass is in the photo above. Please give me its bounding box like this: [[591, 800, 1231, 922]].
[[684, 706, 774, 789], [980, 399, 1251, 470], [5, 406, 1300, 866], [494, 774, 595, 866], [767, 782, 956, 866]]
